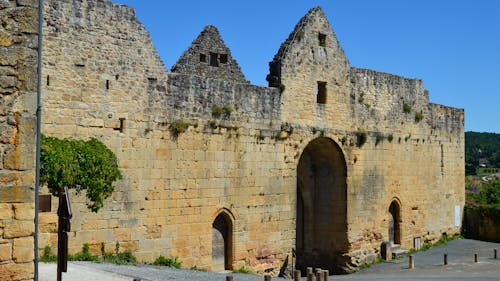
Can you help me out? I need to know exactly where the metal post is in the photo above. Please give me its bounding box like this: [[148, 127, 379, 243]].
[[444, 253, 448, 265], [323, 270, 329, 281], [34, 0, 44, 280], [316, 271, 323, 281], [264, 275, 272, 281], [307, 272, 315, 281], [294, 270, 301, 281], [408, 255, 414, 269], [306, 267, 313, 275]]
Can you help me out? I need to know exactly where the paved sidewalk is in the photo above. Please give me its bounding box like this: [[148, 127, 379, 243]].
[[39, 239, 500, 281]]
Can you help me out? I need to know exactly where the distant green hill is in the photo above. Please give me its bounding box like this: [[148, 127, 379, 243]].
[[465, 132, 500, 175]]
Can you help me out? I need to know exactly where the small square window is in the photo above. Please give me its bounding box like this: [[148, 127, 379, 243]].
[[316, 81, 327, 104], [209, 52, 219, 67], [200, 53, 207, 63], [318, 33, 326, 47], [219, 54, 228, 64]]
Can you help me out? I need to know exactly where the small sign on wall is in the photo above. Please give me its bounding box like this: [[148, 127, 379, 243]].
[[454, 205, 461, 227]]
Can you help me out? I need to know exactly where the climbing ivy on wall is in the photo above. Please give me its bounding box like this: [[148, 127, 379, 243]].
[[40, 135, 122, 212]]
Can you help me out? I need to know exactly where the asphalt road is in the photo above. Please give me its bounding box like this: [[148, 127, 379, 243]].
[[39, 239, 500, 281]]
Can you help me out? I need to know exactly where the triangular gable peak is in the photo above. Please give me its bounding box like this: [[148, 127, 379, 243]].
[[171, 25, 248, 84], [267, 7, 350, 88]]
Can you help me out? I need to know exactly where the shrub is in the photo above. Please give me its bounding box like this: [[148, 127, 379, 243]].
[[40, 135, 122, 212], [40, 245, 57, 263], [222, 104, 233, 116], [212, 106, 223, 117], [375, 133, 384, 146], [356, 128, 367, 147], [170, 120, 190, 137], [153, 255, 182, 268], [70, 243, 99, 262], [403, 103, 412, 113], [387, 134, 394, 142], [415, 110, 424, 122]]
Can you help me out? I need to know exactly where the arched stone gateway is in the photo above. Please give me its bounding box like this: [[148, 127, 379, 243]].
[[296, 137, 348, 273], [389, 200, 402, 245], [212, 210, 233, 271]]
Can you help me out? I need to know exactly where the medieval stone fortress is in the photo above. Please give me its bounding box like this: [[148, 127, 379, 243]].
[[1, 0, 464, 279]]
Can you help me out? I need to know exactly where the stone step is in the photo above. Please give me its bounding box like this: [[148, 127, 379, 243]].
[[391, 246, 409, 259]]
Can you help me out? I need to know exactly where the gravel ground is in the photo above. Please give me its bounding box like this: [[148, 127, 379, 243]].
[[39, 239, 500, 281]]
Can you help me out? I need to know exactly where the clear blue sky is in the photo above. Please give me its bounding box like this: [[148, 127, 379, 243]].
[[113, 0, 500, 133]]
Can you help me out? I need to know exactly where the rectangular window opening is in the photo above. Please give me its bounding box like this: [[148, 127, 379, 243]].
[[316, 81, 327, 104], [209, 52, 219, 67], [219, 54, 228, 64], [106, 79, 110, 90], [318, 33, 326, 47], [200, 53, 207, 63], [46, 75, 50, 86]]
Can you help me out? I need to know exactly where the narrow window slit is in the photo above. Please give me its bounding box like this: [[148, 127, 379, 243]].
[[316, 81, 327, 104], [220, 54, 228, 64], [200, 53, 207, 63], [318, 33, 326, 47]]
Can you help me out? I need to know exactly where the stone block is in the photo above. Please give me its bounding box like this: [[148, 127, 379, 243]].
[[0, 185, 34, 203], [0, 203, 13, 219], [0, 242, 12, 261], [13, 203, 33, 220], [0, 262, 33, 281], [3, 220, 34, 238], [13, 236, 33, 262], [3, 114, 36, 170]]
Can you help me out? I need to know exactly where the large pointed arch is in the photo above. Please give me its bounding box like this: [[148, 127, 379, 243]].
[[296, 137, 348, 273]]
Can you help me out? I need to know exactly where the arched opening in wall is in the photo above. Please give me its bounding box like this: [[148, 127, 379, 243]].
[[212, 211, 233, 272], [296, 137, 348, 273], [388, 200, 401, 245]]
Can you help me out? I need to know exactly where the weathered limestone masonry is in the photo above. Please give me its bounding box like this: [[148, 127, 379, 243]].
[[39, 0, 464, 276], [0, 0, 39, 280]]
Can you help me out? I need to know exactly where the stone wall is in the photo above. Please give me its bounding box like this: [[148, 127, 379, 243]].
[[463, 207, 500, 243], [0, 0, 38, 280], [38, 0, 465, 275]]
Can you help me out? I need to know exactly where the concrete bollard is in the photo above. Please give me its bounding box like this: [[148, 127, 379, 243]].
[[307, 272, 315, 281], [306, 267, 313, 275], [316, 271, 323, 281], [444, 253, 448, 265], [323, 270, 329, 281], [495, 249, 498, 259], [474, 253, 478, 263], [264, 275, 272, 281], [408, 255, 414, 269], [294, 270, 301, 281], [226, 276, 233, 281]]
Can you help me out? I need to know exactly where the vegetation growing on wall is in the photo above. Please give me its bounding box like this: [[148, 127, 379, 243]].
[[356, 128, 367, 147], [40, 135, 122, 212]]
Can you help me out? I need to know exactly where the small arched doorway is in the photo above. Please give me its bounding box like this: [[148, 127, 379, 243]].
[[388, 200, 401, 245], [296, 137, 348, 273], [212, 211, 233, 271]]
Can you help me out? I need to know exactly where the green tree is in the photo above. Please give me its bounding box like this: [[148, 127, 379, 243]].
[[40, 135, 122, 212]]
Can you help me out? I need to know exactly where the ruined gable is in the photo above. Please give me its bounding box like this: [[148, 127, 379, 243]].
[[267, 7, 350, 89], [171, 25, 248, 83]]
